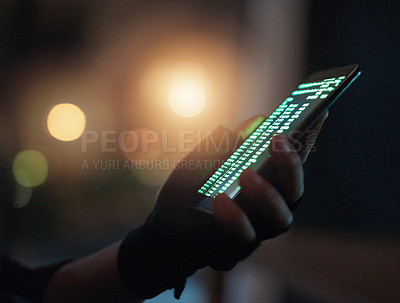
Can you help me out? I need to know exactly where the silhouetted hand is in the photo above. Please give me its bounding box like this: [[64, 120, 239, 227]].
[[118, 112, 328, 300]]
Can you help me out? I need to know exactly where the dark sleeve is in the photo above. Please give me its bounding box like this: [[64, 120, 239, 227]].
[[0, 253, 70, 303]]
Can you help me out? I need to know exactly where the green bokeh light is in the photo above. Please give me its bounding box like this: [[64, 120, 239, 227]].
[[13, 150, 48, 187]]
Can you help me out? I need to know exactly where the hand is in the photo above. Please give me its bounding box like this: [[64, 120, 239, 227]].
[[117, 112, 328, 299], [214, 112, 328, 241], [44, 113, 328, 303]]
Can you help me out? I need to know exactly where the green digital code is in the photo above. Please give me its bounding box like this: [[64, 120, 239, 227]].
[[198, 76, 344, 197]]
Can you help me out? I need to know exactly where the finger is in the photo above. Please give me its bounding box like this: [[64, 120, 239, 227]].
[[232, 115, 266, 137], [239, 169, 293, 240], [297, 111, 329, 163], [212, 194, 256, 242], [269, 134, 304, 203]]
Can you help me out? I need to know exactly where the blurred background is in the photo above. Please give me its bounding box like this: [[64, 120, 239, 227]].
[[0, 0, 399, 302]]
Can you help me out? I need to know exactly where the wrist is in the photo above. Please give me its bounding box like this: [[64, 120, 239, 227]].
[[118, 225, 188, 300]]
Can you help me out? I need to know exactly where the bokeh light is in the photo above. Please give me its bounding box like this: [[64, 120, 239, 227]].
[[13, 184, 33, 208], [168, 79, 206, 117], [13, 150, 48, 187], [47, 103, 86, 141]]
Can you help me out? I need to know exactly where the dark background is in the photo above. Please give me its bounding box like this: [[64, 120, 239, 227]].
[[299, 0, 400, 233], [0, 1, 399, 302]]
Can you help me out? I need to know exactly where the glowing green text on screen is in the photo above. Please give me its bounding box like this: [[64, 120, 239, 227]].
[[198, 76, 344, 197]]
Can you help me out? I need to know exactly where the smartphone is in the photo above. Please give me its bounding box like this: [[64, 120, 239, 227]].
[[194, 64, 361, 210]]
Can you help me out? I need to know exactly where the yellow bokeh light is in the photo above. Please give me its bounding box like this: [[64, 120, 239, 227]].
[[47, 103, 86, 141], [168, 79, 206, 117], [13, 150, 48, 187]]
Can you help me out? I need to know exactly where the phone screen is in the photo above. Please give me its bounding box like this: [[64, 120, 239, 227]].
[[197, 65, 361, 202]]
